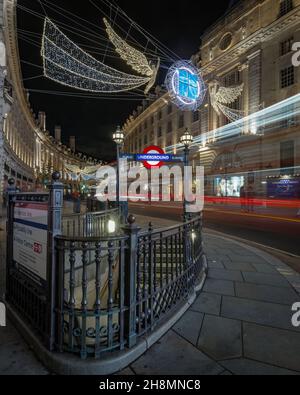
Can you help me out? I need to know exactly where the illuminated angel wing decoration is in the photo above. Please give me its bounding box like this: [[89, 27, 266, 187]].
[[65, 164, 102, 181], [41, 18, 151, 93], [103, 18, 160, 93], [215, 84, 244, 105], [209, 81, 244, 122]]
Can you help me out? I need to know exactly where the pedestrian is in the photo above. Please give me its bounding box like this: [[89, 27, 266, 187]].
[[240, 186, 246, 212], [247, 185, 255, 213]]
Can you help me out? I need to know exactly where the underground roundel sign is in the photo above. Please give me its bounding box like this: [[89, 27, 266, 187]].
[[138, 146, 169, 170]]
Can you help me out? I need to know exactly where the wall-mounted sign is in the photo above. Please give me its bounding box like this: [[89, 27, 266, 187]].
[[120, 149, 185, 168], [13, 201, 48, 282], [140, 146, 167, 169], [165, 60, 207, 111]]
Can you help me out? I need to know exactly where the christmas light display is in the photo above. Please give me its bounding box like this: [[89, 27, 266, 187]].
[[64, 164, 102, 180], [209, 81, 244, 122], [41, 18, 151, 93], [103, 18, 160, 94], [165, 61, 207, 111]]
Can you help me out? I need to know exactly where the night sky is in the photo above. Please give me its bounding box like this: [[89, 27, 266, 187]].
[[17, 0, 231, 161]]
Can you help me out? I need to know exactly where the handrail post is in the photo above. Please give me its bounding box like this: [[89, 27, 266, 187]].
[[122, 214, 140, 348], [6, 178, 17, 299], [47, 172, 64, 351]]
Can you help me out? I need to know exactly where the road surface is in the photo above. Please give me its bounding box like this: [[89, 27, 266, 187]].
[[129, 202, 300, 256]]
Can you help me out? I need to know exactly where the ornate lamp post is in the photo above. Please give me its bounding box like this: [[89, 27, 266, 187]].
[[180, 128, 194, 219], [113, 126, 125, 208]]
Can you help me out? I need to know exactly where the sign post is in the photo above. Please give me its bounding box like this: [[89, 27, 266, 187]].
[[47, 172, 64, 350], [6, 172, 63, 351]]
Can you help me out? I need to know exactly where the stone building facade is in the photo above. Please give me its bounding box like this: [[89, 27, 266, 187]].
[[123, 0, 300, 198], [0, 0, 100, 203]]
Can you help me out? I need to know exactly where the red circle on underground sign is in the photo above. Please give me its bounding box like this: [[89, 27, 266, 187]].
[[142, 146, 166, 169]]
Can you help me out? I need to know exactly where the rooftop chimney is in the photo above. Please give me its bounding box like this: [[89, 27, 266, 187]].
[[55, 125, 62, 142], [69, 136, 76, 152], [38, 111, 46, 131]]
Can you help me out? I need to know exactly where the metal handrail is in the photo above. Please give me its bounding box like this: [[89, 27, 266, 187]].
[[53, 214, 205, 359]]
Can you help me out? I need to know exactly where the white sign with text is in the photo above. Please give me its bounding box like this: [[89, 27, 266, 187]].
[[13, 202, 48, 281]]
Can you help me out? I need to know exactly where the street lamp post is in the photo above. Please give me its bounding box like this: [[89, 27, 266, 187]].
[[113, 126, 125, 209], [180, 128, 194, 220]]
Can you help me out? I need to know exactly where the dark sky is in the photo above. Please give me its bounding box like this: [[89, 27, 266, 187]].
[[17, 0, 231, 161]]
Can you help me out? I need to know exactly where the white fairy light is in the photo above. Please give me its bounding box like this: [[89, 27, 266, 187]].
[[165, 60, 207, 111], [103, 18, 160, 94], [104, 18, 153, 77], [41, 18, 151, 93], [209, 81, 244, 122]]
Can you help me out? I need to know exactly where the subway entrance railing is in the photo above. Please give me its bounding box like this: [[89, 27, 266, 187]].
[[6, 173, 207, 363]]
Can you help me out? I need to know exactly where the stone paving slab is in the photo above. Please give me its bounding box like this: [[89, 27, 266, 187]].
[[243, 323, 300, 373], [203, 279, 235, 296], [197, 315, 242, 360], [221, 358, 299, 376], [221, 296, 300, 332], [190, 292, 222, 316], [131, 330, 224, 376], [251, 263, 279, 274], [208, 268, 244, 282], [242, 272, 291, 288], [235, 282, 299, 306], [0, 321, 48, 376], [223, 261, 256, 272], [173, 311, 204, 346]]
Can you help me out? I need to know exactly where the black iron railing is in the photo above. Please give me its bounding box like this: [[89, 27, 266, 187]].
[[54, 215, 205, 359], [62, 209, 119, 238], [135, 215, 204, 337], [55, 235, 128, 359]]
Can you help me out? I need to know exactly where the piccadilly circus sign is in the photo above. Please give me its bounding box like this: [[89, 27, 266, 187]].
[[165, 60, 207, 111]]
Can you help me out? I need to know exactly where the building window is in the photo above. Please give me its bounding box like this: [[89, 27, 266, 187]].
[[167, 121, 172, 134], [219, 33, 233, 51], [178, 114, 185, 129], [151, 116, 154, 124], [158, 110, 162, 120], [144, 120, 148, 130], [167, 104, 173, 115], [192, 111, 200, 123], [279, 0, 293, 17], [280, 37, 293, 56], [281, 66, 294, 88], [158, 126, 162, 138], [144, 134, 148, 145], [280, 140, 294, 173]]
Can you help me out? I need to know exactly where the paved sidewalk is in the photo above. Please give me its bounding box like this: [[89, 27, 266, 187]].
[[1, 215, 300, 375], [120, 229, 300, 375]]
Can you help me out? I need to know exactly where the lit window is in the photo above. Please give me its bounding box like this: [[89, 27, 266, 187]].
[[279, 0, 293, 17], [178, 114, 185, 129], [281, 66, 295, 88], [192, 111, 200, 123]]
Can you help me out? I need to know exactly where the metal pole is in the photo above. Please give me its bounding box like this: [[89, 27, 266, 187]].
[[47, 172, 64, 351], [183, 145, 189, 221], [116, 144, 120, 208], [122, 215, 140, 348]]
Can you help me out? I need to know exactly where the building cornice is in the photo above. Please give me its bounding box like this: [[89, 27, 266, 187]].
[[201, 6, 300, 76]]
